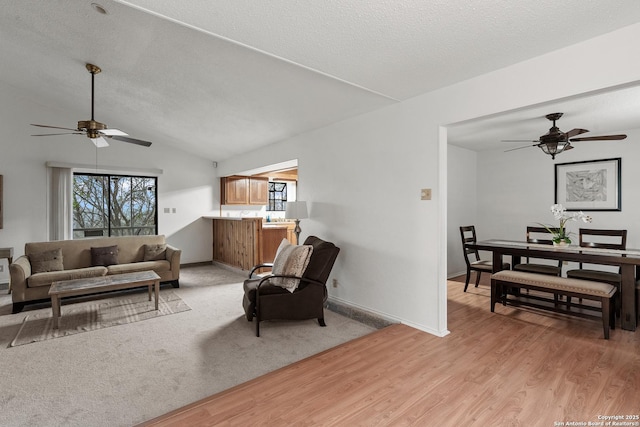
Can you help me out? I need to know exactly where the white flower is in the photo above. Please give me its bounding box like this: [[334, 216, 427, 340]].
[[550, 204, 565, 220], [579, 212, 593, 223], [540, 205, 593, 244]]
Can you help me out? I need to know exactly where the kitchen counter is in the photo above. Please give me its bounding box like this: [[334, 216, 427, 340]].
[[205, 217, 296, 270], [208, 217, 262, 270], [203, 216, 256, 220], [202, 216, 294, 224], [262, 222, 294, 228]]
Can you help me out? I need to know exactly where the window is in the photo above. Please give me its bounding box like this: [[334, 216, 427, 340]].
[[268, 182, 287, 211], [73, 173, 157, 238]]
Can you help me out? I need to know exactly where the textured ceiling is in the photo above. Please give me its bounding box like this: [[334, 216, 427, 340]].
[[1, 0, 640, 160], [448, 84, 640, 152]]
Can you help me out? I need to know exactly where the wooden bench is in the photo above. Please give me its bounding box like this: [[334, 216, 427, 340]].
[[490, 270, 617, 339]]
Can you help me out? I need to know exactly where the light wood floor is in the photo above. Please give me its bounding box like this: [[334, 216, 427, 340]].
[[138, 274, 640, 426]]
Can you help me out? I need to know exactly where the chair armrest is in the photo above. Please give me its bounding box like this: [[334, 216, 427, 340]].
[[256, 274, 324, 289], [10, 256, 31, 277], [9, 256, 31, 298], [249, 263, 274, 278], [165, 245, 181, 279]]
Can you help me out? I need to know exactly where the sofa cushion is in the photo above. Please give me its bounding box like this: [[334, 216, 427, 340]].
[[271, 239, 313, 293], [143, 244, 167, 261], [244, 277, 291, 298], [106, 260, 170, 276], [29, 248, 64, 274], [91, 245, 119, 266], [27, 266, 108, 288]]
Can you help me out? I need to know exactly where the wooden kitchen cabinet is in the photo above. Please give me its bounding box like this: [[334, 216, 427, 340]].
[[249, 177, 268, 205], [284, 222, 296, 244], [221, 176, 249, 204], [221, 176, 268, 205], [261, 226, 288, 263]]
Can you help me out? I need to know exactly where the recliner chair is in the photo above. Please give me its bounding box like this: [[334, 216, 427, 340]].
[[242, 236, 340, 337]]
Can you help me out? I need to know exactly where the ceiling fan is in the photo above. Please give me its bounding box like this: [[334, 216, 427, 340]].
[[503, 112, 626, 159], [31, 63, 152, 148]]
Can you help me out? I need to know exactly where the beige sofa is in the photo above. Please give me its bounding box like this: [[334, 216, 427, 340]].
[[9, 235, 181, 313]]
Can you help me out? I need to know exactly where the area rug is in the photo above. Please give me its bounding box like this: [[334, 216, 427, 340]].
[[10, 291, 190, 347]]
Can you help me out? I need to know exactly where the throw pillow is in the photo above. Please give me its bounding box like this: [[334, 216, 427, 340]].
[[30, 248, 64, 274], [271, 239, 313, 292], [143, 243, 167, 261], [91, 245, 119, 266]]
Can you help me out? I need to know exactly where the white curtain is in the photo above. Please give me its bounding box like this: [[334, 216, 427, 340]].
[[49, 167, 73, 241]]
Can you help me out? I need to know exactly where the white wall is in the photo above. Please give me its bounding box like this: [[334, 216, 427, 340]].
[[447, 129, 640, 277], [476, 128, 640, 250], [220, 101, 446, 334], [447, 145, 478, 278], [0, 80, 218, 281], [218, 23, 640, 337]]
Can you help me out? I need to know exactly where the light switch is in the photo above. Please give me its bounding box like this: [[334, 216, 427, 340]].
[[421, 188, 432, 200], [163, 208, 170, 213], [172, 208, 177, 213]]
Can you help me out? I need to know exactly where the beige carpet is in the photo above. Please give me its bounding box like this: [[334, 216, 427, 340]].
[[0, 264, 377, 427], [10, 291, 190, 347]]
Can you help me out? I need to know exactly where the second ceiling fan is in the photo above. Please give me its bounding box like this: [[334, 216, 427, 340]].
[[503, 112, 626, 159], [31, 63, 152, 148]]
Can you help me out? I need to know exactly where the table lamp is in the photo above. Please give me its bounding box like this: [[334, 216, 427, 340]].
[[285, 201, 308, 244]]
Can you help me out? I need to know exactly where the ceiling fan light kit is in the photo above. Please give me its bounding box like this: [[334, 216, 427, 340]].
[[30, 63, 152, 148], [539, 141, 569, 159], [503, 112, 626, 159]]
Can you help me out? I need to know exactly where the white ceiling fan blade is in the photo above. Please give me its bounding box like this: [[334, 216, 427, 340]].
[[99, 128, 128, 136], [90, 136, 110, 148]]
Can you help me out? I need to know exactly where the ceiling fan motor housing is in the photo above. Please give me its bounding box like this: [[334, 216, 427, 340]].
[[539, 112, 567, 143], [539, 129, 568, 144], [77, 119, 107, 138]]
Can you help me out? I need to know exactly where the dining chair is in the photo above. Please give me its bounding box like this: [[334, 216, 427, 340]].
[[512, 226, 562, 276], [566, 228, 627, 313], [459, 225, 510, 292]]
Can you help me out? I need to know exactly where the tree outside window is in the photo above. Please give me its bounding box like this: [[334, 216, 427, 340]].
[[73, 173, 157, 238], [268, 182, 287, 211]]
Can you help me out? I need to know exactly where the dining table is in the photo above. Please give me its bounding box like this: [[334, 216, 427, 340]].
[[467, 239, 640, 331]]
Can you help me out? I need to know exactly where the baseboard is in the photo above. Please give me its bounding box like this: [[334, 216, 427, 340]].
[[209, 261, 249, 276], [181, 261, 218, 268], [326, 297, 397, 330], [180, 261, 250, 277], [448, 270, 466, 279]]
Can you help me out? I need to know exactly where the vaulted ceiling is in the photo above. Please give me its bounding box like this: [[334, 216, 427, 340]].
[[2, 1, 640, 160]]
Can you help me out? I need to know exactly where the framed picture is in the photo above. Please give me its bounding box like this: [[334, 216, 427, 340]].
[[554, 158, 621, 211]]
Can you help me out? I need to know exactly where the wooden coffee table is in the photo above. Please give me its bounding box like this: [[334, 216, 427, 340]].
[[49, 271, 161, 329]]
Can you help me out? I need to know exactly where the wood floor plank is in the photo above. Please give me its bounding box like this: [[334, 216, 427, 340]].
[[138, 275, 640, 426]]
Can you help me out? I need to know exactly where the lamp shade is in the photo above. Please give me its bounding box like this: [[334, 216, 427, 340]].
[[285, 201, 308, 220]]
